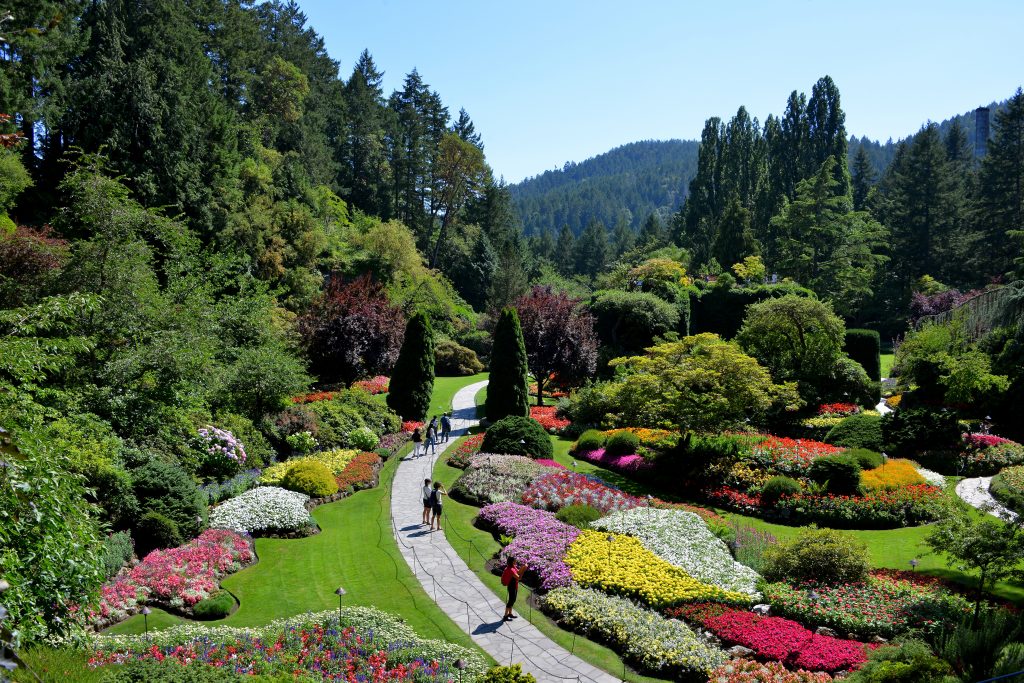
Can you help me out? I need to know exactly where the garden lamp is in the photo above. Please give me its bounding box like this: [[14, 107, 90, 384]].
[[335, 585, 346, 625], [910, 558, 919, 571], [807, 590, 819, 602], [455, 658, 467, 683], [141, 606, 151, 635], [606, 534, 615, 563]]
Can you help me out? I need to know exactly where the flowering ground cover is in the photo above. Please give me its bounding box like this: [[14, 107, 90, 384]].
[[260, 448, 360, 484], [353, 375, 390, 394], [377, 431, 410, 456], [450, 454, 547, 505], [955, 433, 1024, 476], [334, 451, 381, 491], [541, 586, 727, 677], [818, 403, 861, 416], [861, 459, 926, 491], [209, 486, 314, 536], [89, 530, 254, 629], [773, 485, 944, 528], [593, 508, 761, 596], [564, 530, 751, 608], [529, 405, 571, 433], [521, 469, 644, 514], [672, 603, 868, 673], [91, 607, 486, 680], [600, 427, 679, 450], [913, 463, 947, 488], [707, 659, 834, 682], [477, 502, 579, 589], [446, 433, 484, 468], [575, 447, 654, 474], [534, 458, 567, 469], [289, 391, 337, 404]]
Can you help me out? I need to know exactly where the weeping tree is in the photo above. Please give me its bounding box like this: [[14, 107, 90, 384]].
[[485, 307, 529, 421], [386, 312, 435, 420]]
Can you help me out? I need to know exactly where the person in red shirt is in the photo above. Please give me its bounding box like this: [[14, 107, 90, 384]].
[[501, 556, 527, 621]]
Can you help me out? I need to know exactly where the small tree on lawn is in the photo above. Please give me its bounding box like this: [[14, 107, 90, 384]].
[[925, 502, 1024, 626], [514, 285, 598, 406], [486, 307, 529, 421], [387, 312, 435, 420]]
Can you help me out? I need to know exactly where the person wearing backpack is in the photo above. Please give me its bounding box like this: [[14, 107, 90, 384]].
[[429, 481, 447, 531], [500, 556, 527, 621], [440, 413, 452, 442]]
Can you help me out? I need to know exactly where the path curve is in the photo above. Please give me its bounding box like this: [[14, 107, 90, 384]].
[[955, 476, 1019, 522], [389, 380, 618, 683]]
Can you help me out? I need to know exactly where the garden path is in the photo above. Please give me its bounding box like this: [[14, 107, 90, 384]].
[[956, 476, 1019, 522], [390, 380, 618, 683]]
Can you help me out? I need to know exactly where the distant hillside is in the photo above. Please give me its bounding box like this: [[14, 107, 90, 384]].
[[510, 140, 699, 237]]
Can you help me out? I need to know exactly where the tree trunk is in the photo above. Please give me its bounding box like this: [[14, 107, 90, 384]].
[[536, 376, 544, 407]]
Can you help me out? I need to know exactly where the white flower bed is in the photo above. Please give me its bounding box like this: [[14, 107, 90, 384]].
[[914, 463, 947, 488], [209, 486, 313, 534], [594, 507, 761, 597]]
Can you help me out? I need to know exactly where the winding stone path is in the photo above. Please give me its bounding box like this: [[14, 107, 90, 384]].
[[389, 380, 618, 683], [955, 476, 1019, 522]]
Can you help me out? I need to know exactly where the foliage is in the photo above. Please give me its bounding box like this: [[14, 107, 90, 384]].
[[129, 459, 206, 538], [882, 407, 961, 461], [208, 487, 314, 536], [213, 413, 274, 469], [261, 449, 361, 484], [348, 426, 379, 451], [480, 665, 535, 683], [574, 429, 605, 452], [451, 454, 545, 506], [808, 454, 863, 495], [433, 338, 483, 376], [990, 465, 1024, 513], [953, 433, 1024, 476], [133, 512, 184, 560], [845, 328, 883, 381], [604, 431, 640, 457], [477, 502, 579, 590], [845, 638, 956, 683], [281, 460, 339, 498], [199, 469, 263, 506], [528, 405, 571, 433], [589, 289, 679, 356], [386, 312, 435, 420], [826, 413, 884, 451], [554, 503, 602, 529], [306, 392, 399, 448], [762, 527, 869, 585], [191, 591, 234, 621], [285, 430, 317, 454], [933, 608, 1023, 682], [101, 532, 135, 580], [847, 448, 884, 469], [729, 522, 778, 575], [480, 416, 553, 459], [195, 426, 247, 479], [485, 307, 530, 421], [761, 475, 801, 505]]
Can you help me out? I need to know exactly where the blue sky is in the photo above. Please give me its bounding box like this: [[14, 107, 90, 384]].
[[297, 0, 1024, 183]]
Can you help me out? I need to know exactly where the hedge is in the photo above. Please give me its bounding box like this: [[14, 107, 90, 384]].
[[844, 328, 882, 382]]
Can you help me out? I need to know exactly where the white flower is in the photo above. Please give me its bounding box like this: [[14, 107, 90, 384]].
[[209, 486, 312, 533]]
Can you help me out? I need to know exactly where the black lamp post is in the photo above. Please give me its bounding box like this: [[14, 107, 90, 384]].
[[909, 558, 919, 571], [454, 658, 467, 683], [335, 585, 346, 625], [141, 606, 151, 635], [606, 534, 614, 564]]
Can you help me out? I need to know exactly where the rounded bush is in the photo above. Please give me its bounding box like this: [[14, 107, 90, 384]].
[[825, 413, 884, 451], [808, 454, 863, 495], [349, 426, 379, 451], [555, 503, 602, 529], [130, 459, 206, 537], [481, 665, 536, 683], [281, 460, 339, 497], [760, 476, 801, 506], [847, 448, 884, 470], [192, 590, 234, 620], [605, 431, 640, 457], [435, 338, 484, 376], [481, 416, 553, 459], [132, 511, 184, 559], [575, 429, 605, 453], [762, 527, 869, 585]]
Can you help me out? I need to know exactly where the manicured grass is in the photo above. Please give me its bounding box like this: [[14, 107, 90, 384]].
[[880, 353, 895, 379], [429, 373, 487, 419], [103, 606, 183, 635]]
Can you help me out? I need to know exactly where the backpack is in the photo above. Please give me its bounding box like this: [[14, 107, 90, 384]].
[[428, 488, 439, 506], [501, 566, 515, 587]]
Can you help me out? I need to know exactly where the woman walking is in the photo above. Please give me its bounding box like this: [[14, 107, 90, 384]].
[[411, 427, 423, 457], [501, 557, 527, 621], [429, 481, 447, 531], [425, 420, 438, 456], [421, 478, 433, 525]]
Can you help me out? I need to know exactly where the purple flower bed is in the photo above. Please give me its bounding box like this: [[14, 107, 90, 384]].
[[478, 502, 579, 590], [576, 448, 654, 474]]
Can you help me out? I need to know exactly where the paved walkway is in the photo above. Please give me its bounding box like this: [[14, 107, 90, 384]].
[[955, 476, 1019, 522], [389, 380, 618, 683]]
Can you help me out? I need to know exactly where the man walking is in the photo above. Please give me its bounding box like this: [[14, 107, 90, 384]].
[[440, 412, 452, 442]]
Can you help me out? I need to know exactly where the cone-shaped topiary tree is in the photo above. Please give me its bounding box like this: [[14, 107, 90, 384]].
[[387, 312, 435, 420], [485, 307, 529, 421]]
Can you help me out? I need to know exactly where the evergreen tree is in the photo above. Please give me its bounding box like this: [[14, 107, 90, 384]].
[[554, 224, 576, 276], [386, 312, 435, 420], [637, 212, 666, 248], [485, 307, 529, 421], [612, 216, 635, 255], [453, 107, 483, 150], [487, 233, 530, 312], [805, 76, 850, 197], [574, 220, 609, 278], [851, 145, 876, 211], [713, 196, 758, 268], [977, 88, 1024, 277], [341, 50, 391, 217]]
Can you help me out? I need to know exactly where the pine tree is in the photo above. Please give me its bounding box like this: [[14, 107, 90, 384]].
[[342, 50, 391, 217], [977, 88, 1024, 277], [637, 213, 665, 248], [713, 196, 758, 268], [574, 220, 609, 278], [453, 107, 483, 150], [555, 224, 576, 276], [612, 217, 635, 255], [485, 307, 530, 421], [386, 312, 435, 420], [851, 145, 876, 211]]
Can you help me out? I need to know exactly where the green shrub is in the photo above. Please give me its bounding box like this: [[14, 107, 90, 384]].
[[555, 504, 602, 529], [991, 466, 1024, 514], [808, 453, 863, 495], [192, 590, 234, 620], [762, 527, 869, 585], [348, 426, 379, 451], [845, 638, 956, 683], [825, 413, 884, 451], [213, 412, 275, 468], [285, 430, 317, 454], [485, 307, 530, 421], [882, 406, 961, 460], [845, 328, 882, 382], [480, 416, 553, 459], [101, 531, 135, 579], [90, 463, 140, 531], [458, 328, 492, 366], [934, 609, 1023, 683], [574, 429, 605, 452], [605, 431, 640, 457], [760, 476, 801, 505], [480, 665, 536, 683], [132, 511, 184, 559], [281, 460, 339, 497], [435, 338, 484, 376], [387, 312, 436, 420], [561, 383, 617, 428], [847, 448, 884, 470], [307, 400, 366, 449], [98, 659, 258, 682], [130, 459, 206, 537]]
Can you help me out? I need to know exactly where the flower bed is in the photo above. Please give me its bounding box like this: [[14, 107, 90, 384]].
[[260, 448, 360, 484], [542, 587, 726, 677], [402, 420, 425, 433], [353, 375, 389, 394], [818, 403, 861, 416], [671, 603, 868, 673], [575, 447, 654, 474], [749, 436, 844, 476], [290, 391, 337, 404], [992, 465, 1024, 513], [860, 459, 926, 491], [773, 485, 943, 528], [378, 431, 410, 456], [477, 502, 579, 589], [529, 405, 571, 433], [913, 463, 946, 488], [91, 607, 487, 680], [447, 433, 484, 469], [451, 454, 546, 505], [707, 659, 833, 683], [564, 530, 751, 609], [200, 469, 263, 505], [89, 530, 254, 629], [534, 458, 567, 469], [334, 451, 382, 491], [955, 433, 1024, 476], [593, 508, 760, 596], [601, 427, 679, 450], [209, 486, 315, 536], [521, 470, 645, 514]]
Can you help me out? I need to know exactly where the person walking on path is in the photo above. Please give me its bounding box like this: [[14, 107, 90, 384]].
[[501, 557, 527, 621], [429, 481, 447, 531], [425, 420, 438, 456], [411, 427, 423, 457], [440, 412, 451, 442], [421, 478, 433, 525]]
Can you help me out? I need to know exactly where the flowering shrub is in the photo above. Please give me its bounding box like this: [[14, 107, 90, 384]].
[[818, 403, 861, 416], [672, 603, 867, 673], [447, 433, 484, 469], [749, 436, 844, 476], [89, 530, 253, 628], [860, 458, 926, 491], [885, 394, 902, 409], [707, 659, 833, 682], [477, 502, 579, 589], [575, 447, 654, 474], [353, 375, 390, 394], [261, 448, 361, 484], [704, 486, 763, 512], [521, 470, 645, 514], [956, 433, 1024, 476], [593, 508, 761, 596], [564, 530, 751, 608], [541, 586, 726, 676], [91, 607, 486, 680], [199, 469, 263, 505], [290, 391, 337, 404], [197, 426, 247, 474], [534, 458, 567, 469], [285, 430, 317, 454], [451, 454, 547, 505], [725, 461, 773, 492], [529, 405, 571, 433], [773, 485, 943, 528], [377, 431, 410, 456], [209, 486, 314, 535], [335, 452, 381, 491]]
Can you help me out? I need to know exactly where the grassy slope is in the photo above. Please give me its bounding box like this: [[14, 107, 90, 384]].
[[880, 353, 895, 379]]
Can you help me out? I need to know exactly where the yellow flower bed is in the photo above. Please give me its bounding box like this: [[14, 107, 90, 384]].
[[726, 461, 771, 491], [563, 530, 751, 609], [861, 458, 926, 491], [885, 394, 902, 409], [261, 448, 360, 485], [600, 428, 677, 447]]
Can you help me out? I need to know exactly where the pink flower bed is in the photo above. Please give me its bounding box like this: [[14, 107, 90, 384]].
[[521, 470, 646, 514], [353, 375, 389, 394], [575, 448, 654, 474], [89, 529, 254, 629], [963, 432, 1015, 448], [534, 459, 567, 469], [477, 502, 579, 589]]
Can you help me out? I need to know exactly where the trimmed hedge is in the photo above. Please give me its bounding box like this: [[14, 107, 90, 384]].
[[807, 454, 862, 495], [387, 312, 436, 420], [193, 590, 234, 620], [480, 416, 553, 459], [825, 413, 884, 451], [485, 308, 530, 421], [844, 328, 882, 382]]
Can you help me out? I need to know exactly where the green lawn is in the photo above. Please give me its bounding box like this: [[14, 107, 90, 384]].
[[880, 353, 895, 379]]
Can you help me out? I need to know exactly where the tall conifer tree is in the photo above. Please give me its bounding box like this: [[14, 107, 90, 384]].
[[485, 307, 529, 421], [387, 312, 435, 420]]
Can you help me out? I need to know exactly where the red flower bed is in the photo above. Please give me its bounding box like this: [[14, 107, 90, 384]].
[[402, 420, 424, 433], [704, 486, 763, 510], [708, 660, 833, 682], [335, 452, 382, 490], [529, 405, 571, 433], [447, 433, 484, 469], [290, 391, 337, 404], [353, 375, 389, 394], [750, 436, 843, 475], [818, 403, 860, 416], [963, 432, 1015, 449], [521, 470, 645, 514]]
